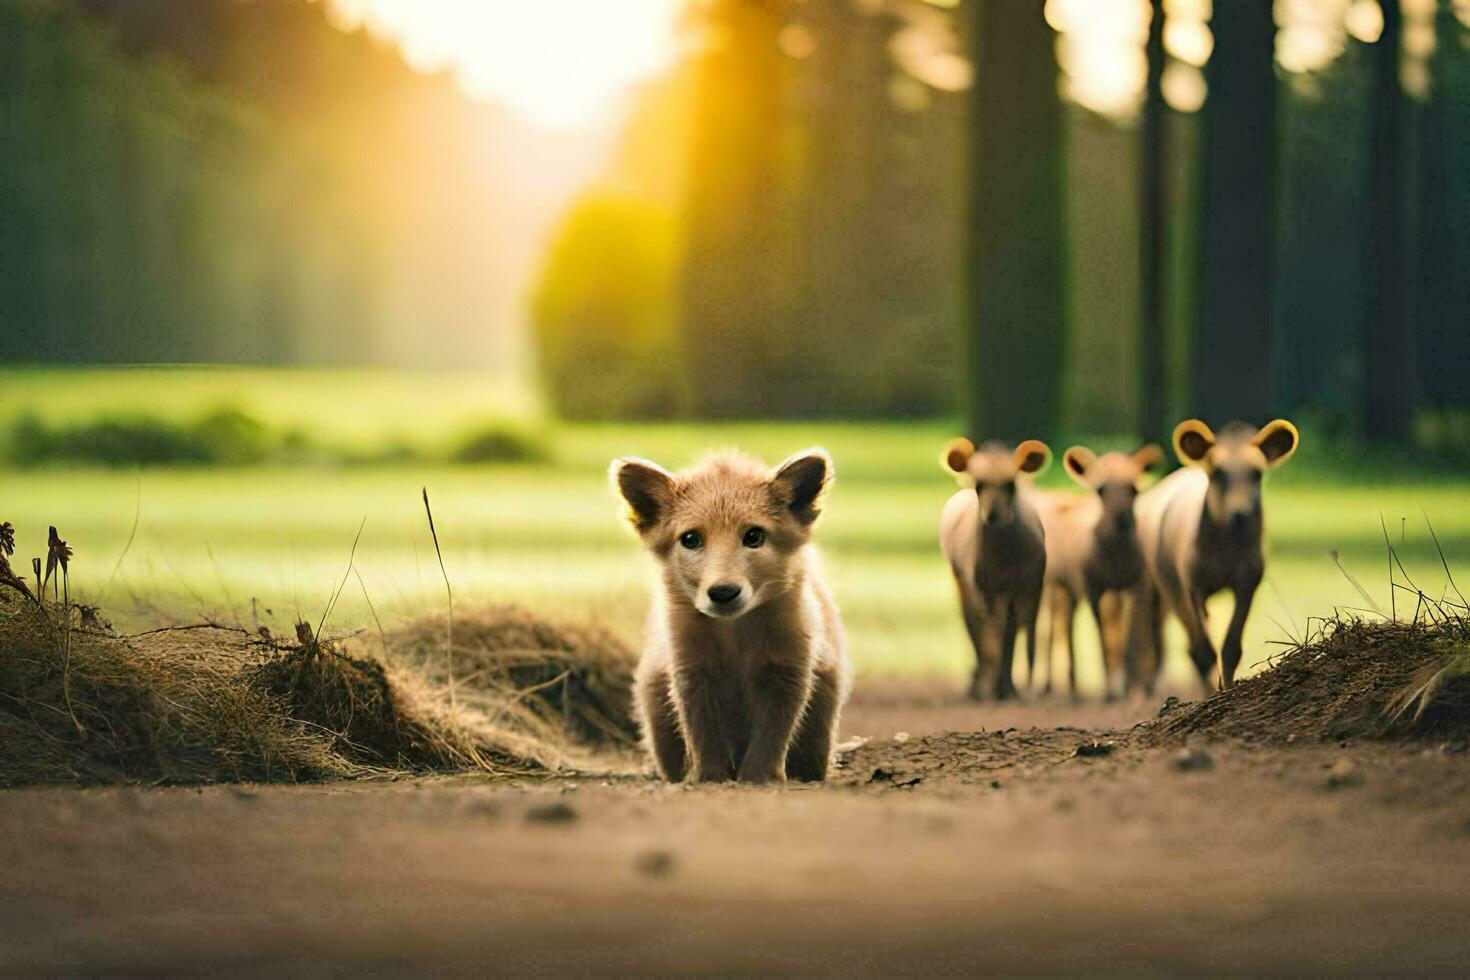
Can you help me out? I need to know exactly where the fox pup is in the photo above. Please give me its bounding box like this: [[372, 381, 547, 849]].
[[611, 448, 851, 784]]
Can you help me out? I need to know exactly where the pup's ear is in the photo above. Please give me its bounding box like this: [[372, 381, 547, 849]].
[[1133, 443, 1164, 472], [942, 437, 976, 474], [1253, 419, 1299, 467], [610, 457, 675, 534], [1014, 439, 1051, 475], [773, 448, 832, 525], [1062, 445, 1097, 486], [1173, 419, 1216, 465]]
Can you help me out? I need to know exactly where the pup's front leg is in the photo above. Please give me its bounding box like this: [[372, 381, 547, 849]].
[[675, 667, 735, 782], [737, 662, 812, 784]]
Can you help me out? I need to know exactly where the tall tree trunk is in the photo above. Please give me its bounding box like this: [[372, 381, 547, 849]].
[[1361, 0, 1416, 439], [1138, 0, 1168, 446], [1193, 0, 1275, 424], [1413, 2, 1465, 413], [964, 0, 1065, 444]]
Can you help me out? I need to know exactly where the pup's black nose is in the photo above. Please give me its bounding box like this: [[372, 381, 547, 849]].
[[707, 584, 742, 605]]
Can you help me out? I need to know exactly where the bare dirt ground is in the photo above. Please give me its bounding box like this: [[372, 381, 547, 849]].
[[4, 685, 1470, 977]]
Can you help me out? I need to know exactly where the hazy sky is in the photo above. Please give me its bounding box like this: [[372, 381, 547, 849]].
[[316, 0, 685, 129]]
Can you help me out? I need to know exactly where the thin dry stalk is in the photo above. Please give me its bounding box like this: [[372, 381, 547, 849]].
[[422, 488, 456, 711]]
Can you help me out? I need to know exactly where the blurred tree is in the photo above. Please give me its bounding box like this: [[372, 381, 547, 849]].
[[1193, 0, 1275, 424], [678, 0, 797, 418], [1274, 39, 1370, 435], [1138, 0, 1168, 447], [0, 0, 511, 370], [1416, 2, 1470, 417], [1361, 0, 1417, 440], [964, 0, 1065, 443], [532, 194, 684, 419]]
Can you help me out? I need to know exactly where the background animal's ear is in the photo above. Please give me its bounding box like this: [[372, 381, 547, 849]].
[[1133, 443, 1164, 472], [1062, 446, 1096, 485], [1014, 440, 1051, 475], [773, 448, 833, 525], [942, 437, 975, 474], [1253, 419, 1300, 467], [1173, 419, 1216, 465], [610, 457, 675, 534]]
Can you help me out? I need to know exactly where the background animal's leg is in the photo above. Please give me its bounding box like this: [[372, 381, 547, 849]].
[[1037, 587, 1058, 695], [737, 662, 813, 783], [1093, 590, 1131, 701], [1019, 592, 1041, 697], [1124, 583, 1155, 695], [636, 665, 687, 781], [1112, 587, 1138, 697], [998, 599, 1020, 700], [1220, 580, 1259, 689], [1052, 589, 1078, 699], [786, 666, 840, 782], [972, 595, 1006, 701], [1179, 594, 1216, 694], [675, 667, 736, 782], [958, 587, 988, 700]]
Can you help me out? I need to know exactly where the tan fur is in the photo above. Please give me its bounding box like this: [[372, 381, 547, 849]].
[[1035, 444, 1161, 699], [1133, 419, 1299, 694], [611, 449, 851, 784], [939, 439, 1050, 700]]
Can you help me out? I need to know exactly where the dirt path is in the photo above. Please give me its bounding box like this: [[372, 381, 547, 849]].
[[4, 687, 1470, 976]]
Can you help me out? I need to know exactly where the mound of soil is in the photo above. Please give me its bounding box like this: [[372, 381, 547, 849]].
[[1142, 617, 1470, 746], [385, 605, 638, 747]]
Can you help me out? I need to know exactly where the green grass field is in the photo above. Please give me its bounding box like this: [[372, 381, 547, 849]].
[[3, 368, 1467, 693]]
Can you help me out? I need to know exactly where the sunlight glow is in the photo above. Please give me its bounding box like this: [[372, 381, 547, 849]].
[[1047, 0, 1151, 118], [316, 0, 684, 129]]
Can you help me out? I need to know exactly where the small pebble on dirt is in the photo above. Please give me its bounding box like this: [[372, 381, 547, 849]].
[[525, 801, 579, 824], [634, 849, 676, 878], [466, 798, 501, 819], [1173, 748, 1214, 773], [1324, 759, 1364, 790], [1073, 740, 1115, 759], [894, 732, 910, 743]]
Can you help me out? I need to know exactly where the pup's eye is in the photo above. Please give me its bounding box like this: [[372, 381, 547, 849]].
[[679, 530, 703, 550], [1250, 469, 1263, 483], [742, 527, 766, 548]]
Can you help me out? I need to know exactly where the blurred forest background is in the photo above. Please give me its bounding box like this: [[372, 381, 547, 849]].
[[3, 0, 1468, 688], [3, 0, 1467, 446]]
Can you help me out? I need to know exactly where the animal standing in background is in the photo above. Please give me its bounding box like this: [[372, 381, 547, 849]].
[[939, 438, 1051, 700], [1133, 419, 1300, 693], [1035, 443, 1163, 699], [611, 448, 851, 784]]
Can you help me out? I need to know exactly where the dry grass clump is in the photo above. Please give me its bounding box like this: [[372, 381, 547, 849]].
[[252, 622, 533, 775], [0, 586, 636, 786], [1145, 612, 1470, 746], [0, 593, 346, 786], [385, 604, 639, 748]]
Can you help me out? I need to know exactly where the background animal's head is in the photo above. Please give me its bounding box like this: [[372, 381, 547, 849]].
[[1063, 443, 1163, 536], [1173, 418, 1299, 531], [942, 438, 1050, 528], [610, 448, 832, 619]]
